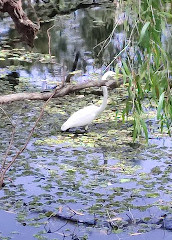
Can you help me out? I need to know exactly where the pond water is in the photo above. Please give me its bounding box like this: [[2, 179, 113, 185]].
[[0, 1, 172, 240]]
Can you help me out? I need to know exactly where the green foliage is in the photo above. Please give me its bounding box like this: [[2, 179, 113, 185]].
[[139, 21, 150, 44], [157, 92, 165, 120], [118, 0, 172, 141]]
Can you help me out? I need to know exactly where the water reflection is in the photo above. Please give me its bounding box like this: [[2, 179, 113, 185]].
[[1, 3, 171, 90], [149, 137, 172, 148], [0, 5, 118, 89], [35, 7, 117, 71]]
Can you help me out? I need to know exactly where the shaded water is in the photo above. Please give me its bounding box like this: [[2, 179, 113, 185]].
[[0, 1, 172, 240], [0, 3, 118, 90]]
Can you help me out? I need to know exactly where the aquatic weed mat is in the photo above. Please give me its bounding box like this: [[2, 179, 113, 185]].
[[0, 93, 172, 239]]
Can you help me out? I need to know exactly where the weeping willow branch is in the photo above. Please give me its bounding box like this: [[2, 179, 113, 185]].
[[94, 20, 119, 57], [104, 21, 138, 72]]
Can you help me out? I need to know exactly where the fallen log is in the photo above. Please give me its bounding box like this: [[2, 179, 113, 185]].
[[0, 78, 123, 104]]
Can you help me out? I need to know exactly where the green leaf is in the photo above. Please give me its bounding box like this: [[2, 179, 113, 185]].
[[139, 22, 150, 43], [159, 12, 172, 18], [140, 119, 148, 142], [157, 92, 164, 120], [120, 178, 131, 183], [121, 68, 127, 84], [122, 109, 126, 122], [146, 192, 160, 198], [122, 61, 130, 76], [140, 70, 146, 81], [133, 116, 140, 141], [133, 128, 137, 142]]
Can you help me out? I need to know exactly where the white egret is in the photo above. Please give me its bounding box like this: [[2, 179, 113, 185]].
[[61, 71, 116, 131]]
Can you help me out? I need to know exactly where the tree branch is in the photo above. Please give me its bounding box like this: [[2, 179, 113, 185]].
[[0, 78, 123, 104], [0, 0, 39, 47], [0, 87, 58, 188]]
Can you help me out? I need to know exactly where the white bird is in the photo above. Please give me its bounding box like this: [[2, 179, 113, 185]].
[[61, 71, 116, 131]]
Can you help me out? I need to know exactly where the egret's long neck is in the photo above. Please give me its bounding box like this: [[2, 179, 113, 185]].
[[97, 86, 108, 115]]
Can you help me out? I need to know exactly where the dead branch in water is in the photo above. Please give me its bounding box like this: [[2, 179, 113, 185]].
[[0, 78, 123, 104]]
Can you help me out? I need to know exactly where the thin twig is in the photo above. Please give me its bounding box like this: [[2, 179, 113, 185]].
[[150, 5, 156, 26], [0, 88, 58, 187], [103, 21, 138, 72], [106, 210, 116, 228], [0, 107, 16, 171], [0, 106, 15, 127], [128, 208, 136, 224], [93, 21, 118, 50], [67, 205, 84, 216], [1, 126, 16, 171], [96, 20, 119, 56], [47, 24, 55, 57], [54, 221, 69, 233]]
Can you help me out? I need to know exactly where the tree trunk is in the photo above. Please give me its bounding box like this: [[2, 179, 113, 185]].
[[0, 0, 39, 47]]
